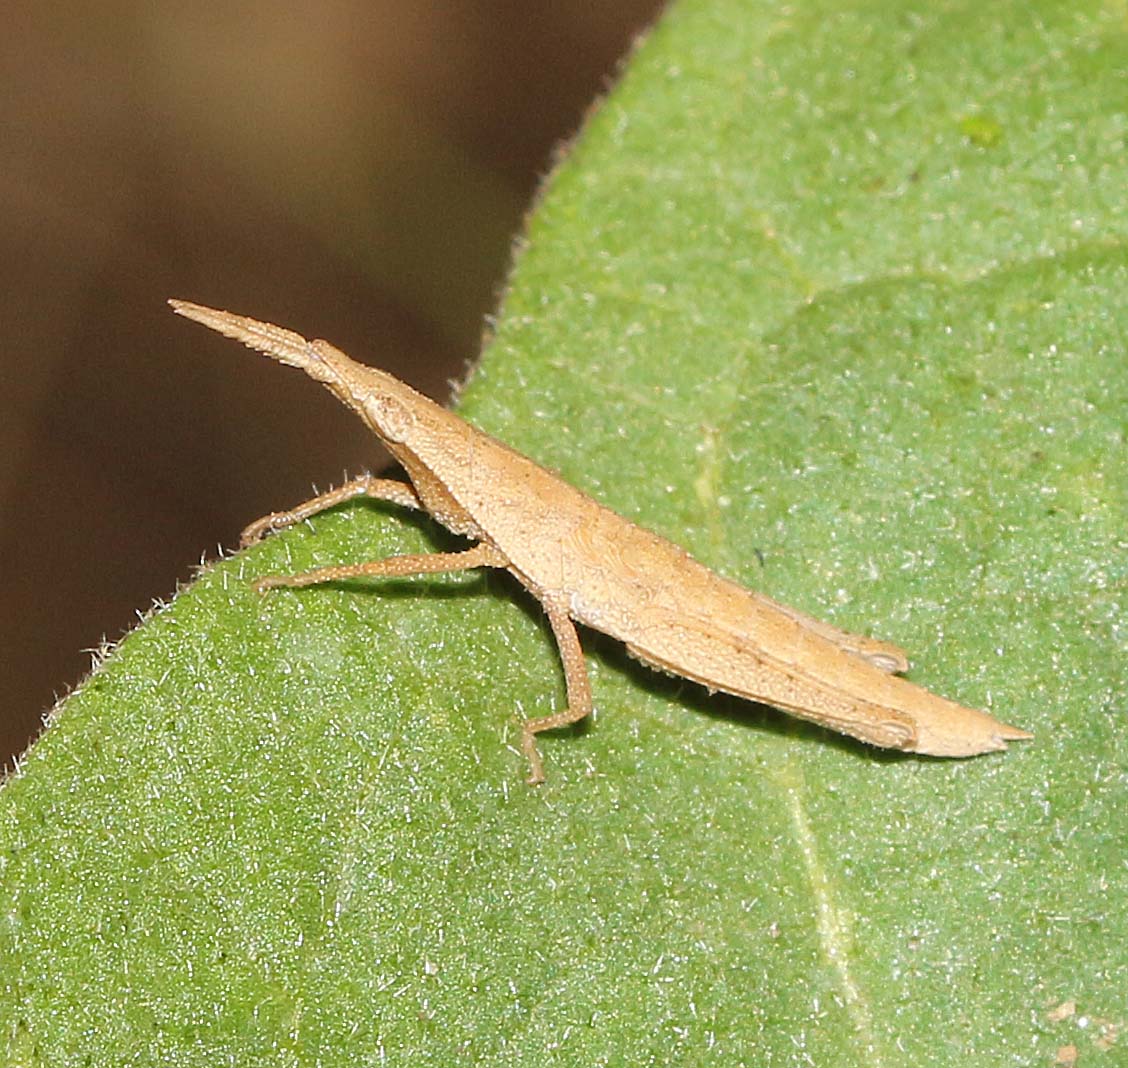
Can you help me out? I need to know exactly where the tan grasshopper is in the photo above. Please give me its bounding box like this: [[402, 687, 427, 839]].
[[172, 300, 1031, 782]]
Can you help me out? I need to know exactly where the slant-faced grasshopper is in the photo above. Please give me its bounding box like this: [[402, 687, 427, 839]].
[[172, 300, 1031, 783]]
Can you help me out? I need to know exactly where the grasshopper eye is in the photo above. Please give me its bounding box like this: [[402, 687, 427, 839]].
[[365, 393, 415, 442]]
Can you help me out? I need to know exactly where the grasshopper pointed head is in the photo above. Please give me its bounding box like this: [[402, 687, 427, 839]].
[[172, 301, 425, 449], [303, 340, 420, 444]]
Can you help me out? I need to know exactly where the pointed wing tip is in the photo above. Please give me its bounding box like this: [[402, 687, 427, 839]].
[[996, 725, 1035, 747], [972, 721, 1033, 754], [910, 712, 1032, 757]]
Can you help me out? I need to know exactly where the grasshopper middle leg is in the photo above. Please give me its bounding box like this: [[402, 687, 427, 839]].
[[520, 596, 594, 785]]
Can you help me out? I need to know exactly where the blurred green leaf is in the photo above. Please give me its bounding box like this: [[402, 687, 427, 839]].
[[2, 1, 1125, 1064]]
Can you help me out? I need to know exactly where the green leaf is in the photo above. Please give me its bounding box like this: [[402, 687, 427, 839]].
[[3, 1, 1125, 1064]]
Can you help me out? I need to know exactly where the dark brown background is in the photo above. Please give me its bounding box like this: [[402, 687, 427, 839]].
[[1, 2, 663, 768]]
